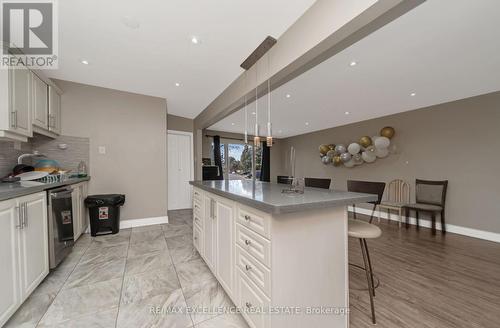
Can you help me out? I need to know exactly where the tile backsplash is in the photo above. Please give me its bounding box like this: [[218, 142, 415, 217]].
[[0, 134, 90, 177]]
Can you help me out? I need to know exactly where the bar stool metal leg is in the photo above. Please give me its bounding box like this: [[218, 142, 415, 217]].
[[363, 239, 376, 297], [360, 238, 376, 324]]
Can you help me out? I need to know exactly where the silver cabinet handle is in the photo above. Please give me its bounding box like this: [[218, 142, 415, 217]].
[[244, 215, 251, 221], [245, 239, 251, 246], [245, 264, 252, 271], [23, 202, 28, 228], [11, 110, 17, 128], [15, 205, 23, 229]]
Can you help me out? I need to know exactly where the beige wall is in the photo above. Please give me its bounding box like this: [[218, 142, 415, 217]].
[[278, 92, 500, 233], [202, 130, 283, 183], [58, 80, 168, 221], [168, 114, 193, 133]]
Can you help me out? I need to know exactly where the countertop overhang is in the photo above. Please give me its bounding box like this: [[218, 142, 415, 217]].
[[0, 177, 91, 201], [190, 180, 377, 215]]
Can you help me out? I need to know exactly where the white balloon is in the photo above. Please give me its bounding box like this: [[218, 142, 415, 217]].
[[362, 151, 376, 163], [344, 159, 355, 168], [347, 143, 361, 155], [374, 136, 390, 149], [375, 147, 389, 158]]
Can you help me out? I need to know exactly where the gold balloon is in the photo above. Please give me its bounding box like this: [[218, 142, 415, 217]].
[[328, 144, 336, 150], [380, 126, 395, 139], [333, 155, 342, 166], [359, 136, 373, 148], [319, 144, 330, 155]]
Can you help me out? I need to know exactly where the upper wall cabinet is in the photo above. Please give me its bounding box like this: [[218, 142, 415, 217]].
[[48, 86, 61, 135], [31, 72, 49, 130], [0, 62, 62, 142]]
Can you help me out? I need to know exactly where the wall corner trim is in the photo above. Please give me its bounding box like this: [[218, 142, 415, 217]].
[[348, 206, 500, 244], [120, 216, 169, 229]]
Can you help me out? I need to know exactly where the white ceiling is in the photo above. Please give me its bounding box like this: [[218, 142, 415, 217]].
[[46, 0, 316, 118], [209, 0, 500, 138]]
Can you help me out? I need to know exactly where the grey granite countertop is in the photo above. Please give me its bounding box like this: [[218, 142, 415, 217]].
[[190, 180, 377, 215], [0, 177, 91, 201]]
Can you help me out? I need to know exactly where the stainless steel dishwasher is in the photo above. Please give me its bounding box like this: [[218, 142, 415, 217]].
[[47, 186, 75, 269]]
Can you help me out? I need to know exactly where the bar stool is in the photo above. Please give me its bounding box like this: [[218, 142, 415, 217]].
[[348, 218, 382, 324]]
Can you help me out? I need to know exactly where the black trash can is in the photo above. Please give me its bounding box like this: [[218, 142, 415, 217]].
[[85, 194, 125, 236]]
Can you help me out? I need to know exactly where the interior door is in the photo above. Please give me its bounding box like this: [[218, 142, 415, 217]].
[[168, 131, 193, 210], [19, 193, 49, 298], [0, 199, 21, 327], [216, 199, 234, 296]]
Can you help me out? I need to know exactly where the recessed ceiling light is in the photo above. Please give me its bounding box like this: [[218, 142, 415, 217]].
[[121, 16, 141, 29], [175, 82, 181, 87], [305, 122, 309, 126], [345, 111, 350, 115], [231, 123, 235, 126], [278, 130, 283, 134], [81, 60, 89, 65], [191, 36, 199, 44], [349, 61, 357, 67], [252, 112, 256, 115], [285, 94, 291, 98], [410, 92, 416, 97]]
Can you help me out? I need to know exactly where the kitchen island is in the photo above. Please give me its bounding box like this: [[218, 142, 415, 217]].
[[189, 180, 377, 328]]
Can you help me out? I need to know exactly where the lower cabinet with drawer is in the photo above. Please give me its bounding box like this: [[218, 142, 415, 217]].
[[191, 187, 349, 328]]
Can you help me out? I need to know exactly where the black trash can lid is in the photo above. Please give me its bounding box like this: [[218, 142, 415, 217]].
[[85, 194, 125, 207]]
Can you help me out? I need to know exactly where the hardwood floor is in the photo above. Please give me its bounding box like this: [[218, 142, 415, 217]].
[[349, 215, 500, 328]]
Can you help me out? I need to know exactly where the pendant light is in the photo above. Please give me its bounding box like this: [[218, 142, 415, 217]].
[[253, 64, 260, 147], [266, 53, 273, 147]]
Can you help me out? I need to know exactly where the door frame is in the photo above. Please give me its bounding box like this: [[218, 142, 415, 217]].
[[167, 130, 194, 210]]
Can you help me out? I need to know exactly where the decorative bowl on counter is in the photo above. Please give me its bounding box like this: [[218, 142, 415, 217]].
[[34, 159, 60, 173]]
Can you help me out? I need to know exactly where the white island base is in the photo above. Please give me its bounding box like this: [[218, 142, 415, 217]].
[[191, 183, 359, 328]]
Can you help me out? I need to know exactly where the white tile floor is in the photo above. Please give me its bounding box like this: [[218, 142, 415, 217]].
[[5, 209, 249, 328]]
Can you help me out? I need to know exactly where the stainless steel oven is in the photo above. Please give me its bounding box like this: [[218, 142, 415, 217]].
[[47, 187, 74, 269]]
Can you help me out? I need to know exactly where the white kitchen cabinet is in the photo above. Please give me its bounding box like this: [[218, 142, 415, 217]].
[[18, 192, 49, 297], [72, 182, 89, 240], [31, 72, 49, 129], [0, 192, 49, 327], [203, 195, 216, 271], [216, 197, 235, 297], [48, 86, 62, 135], [0, 199, 21, 327]]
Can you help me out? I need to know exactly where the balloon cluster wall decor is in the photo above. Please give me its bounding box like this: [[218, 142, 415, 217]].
[[318, 127, 396, 168]]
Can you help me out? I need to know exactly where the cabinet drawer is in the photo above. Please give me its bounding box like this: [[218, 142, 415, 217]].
[[236, 245, 271, 297], [193, 201, 203, 217], [237, 269, 270, 328], [193, 189, 203, 203], [237, 206, 270, 239], [236, 224, 271, 268], [193, 225, 203, 254], [193, 215, 203, 229]]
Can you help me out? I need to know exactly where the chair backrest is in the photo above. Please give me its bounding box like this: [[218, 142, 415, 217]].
[[277, 175, 293, 184], [347, 180, 386, 205], [386, 179, 411, 203], [415, 179, 448, 206], [304, 177, 331, 189]]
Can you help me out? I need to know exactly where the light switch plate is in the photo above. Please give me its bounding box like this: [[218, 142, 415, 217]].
[[98, 146, 106, 154]]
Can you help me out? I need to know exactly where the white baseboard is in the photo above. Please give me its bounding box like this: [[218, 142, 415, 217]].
[[348, 206, 500, 243], [119, 216, 169, 229]]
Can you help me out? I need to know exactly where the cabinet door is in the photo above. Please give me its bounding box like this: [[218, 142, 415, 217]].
[[0, 199, 21, 327], [79, 183, 89, 234], [216, 198, 234, 297], [9, 66, 32, 137], [72, 187, 81, 240], [31, 73, 48, 129], [19, 193, 49, 299], [48, 86, 61, 135], [203, 195, 216, 270]]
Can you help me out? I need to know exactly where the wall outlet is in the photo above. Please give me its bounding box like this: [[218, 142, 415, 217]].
[[98, 146, 106, 154]]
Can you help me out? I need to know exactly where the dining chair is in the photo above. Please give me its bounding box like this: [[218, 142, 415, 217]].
[[347, 180, 386, 224], [404, 179, 448, 234], [304, 177, 331, 189], [277, 175, 293, 184], [379, 179, 411, 228]]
